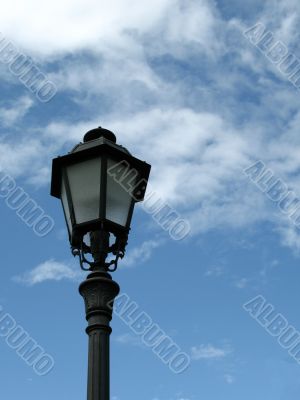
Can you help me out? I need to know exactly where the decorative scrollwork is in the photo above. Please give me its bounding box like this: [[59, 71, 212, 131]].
[[72, 229, 128, 273]]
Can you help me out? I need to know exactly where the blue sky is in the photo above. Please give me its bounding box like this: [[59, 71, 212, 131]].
[[1, 0, 300, 399]]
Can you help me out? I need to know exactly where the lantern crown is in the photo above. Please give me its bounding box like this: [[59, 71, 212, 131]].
[[84, 127, 117, 143]]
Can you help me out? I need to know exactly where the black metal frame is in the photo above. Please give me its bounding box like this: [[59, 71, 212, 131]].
[[51, 137, 151, 250], [51, 142, 150, 198]]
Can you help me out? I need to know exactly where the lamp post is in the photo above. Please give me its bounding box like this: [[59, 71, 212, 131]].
[[50, 127, 151, 400]]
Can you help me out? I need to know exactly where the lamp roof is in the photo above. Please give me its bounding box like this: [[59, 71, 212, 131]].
[[84, 127, 117, 144]]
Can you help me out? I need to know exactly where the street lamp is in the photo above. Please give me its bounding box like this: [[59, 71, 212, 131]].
[[50, 127, 151, 400]]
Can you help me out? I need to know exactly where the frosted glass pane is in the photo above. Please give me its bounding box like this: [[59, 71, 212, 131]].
[[67, 158, 101, 224], [61, 179, 72, 235], [106, 159, 135, 227]]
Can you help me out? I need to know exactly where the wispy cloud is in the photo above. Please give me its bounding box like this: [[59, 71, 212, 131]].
[[233, 278, 249, 289], [0, 96, 33, 127], [13, 240, 163, 286], [0, 0, 220, 56], [13, 259, 84, 286], [204, 265, 225, 278], [191, 344, 232, 360], [224, 374, 235, 384], [152, 396, 191, 400], [1, 0, 300, 256], [114, 333, 145, 348], [121, 239, 164, 268]]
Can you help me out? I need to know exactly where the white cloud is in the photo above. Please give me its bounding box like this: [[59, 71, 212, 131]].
[[276, 223, 300, 254], [191, 344, 232, 360], [0, 0, 300, 255], [12, 240, 163, 286], [152, 396, 191, 400], [114, 333, 144, 348], [204, 265, 225, 278], [12, 240, 163, 285], [0, 96, 33, 127], [121, 239, 164, 268], [0, 0, 219, 57], [224, 374, 235, 384], [234, 278, 249, 289], [0, 138, 44, 178], [13, 259, 84, 286]]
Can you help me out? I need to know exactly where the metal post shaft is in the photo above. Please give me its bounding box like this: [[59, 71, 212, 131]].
[[79, 230, 120, 400]]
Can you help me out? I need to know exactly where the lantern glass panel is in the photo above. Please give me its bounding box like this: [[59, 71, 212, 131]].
[[67, 157, 101, 224], [106, 158, 136, 227], [61, 180, 72, 235]]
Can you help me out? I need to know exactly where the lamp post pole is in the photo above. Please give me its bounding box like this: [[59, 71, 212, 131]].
[[50, 127, 151, 399], [79, 231, 120, 400]]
